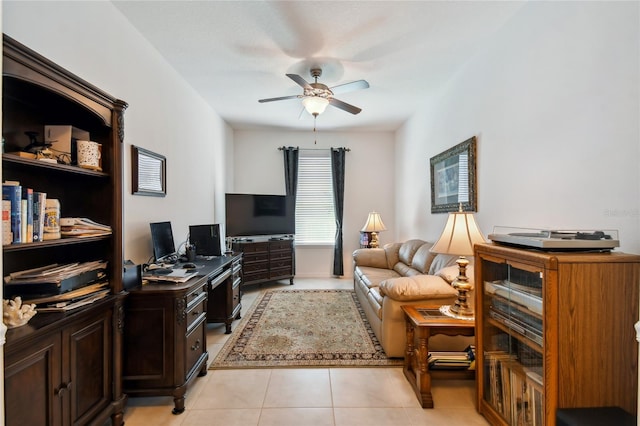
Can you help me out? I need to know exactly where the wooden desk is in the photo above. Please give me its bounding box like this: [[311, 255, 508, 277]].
[[401, 305, 475, 408], [123, 255, 241, 414]]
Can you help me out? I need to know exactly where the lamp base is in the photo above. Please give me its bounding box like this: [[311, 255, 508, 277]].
[[369, 232, 380, 248], [444, 256, 475, 318], [439, 305, 475, 321]]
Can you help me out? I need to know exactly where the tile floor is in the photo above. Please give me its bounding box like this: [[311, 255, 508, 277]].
[[123, 278, 489, 426]]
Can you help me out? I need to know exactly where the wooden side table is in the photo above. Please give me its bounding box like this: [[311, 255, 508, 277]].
[[401, 305, 475, 408]]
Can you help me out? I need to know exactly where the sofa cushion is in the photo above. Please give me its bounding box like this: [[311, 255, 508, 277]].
[[411, 242, 436, 273], [366, 287, 383, 319], [436, 265, 475, 286], [393, 263, 422, 277], [354, 266, 400, 288], [428, 253, 462, 275], [398, 239, 428, 265], [379, 275, 458, 301]]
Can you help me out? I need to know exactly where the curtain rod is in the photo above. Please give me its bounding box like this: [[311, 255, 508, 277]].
[[278, 146, 351, 152]]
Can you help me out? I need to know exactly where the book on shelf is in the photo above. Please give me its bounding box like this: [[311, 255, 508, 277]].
[[32, 191, 47, 242], [428, 347, 475, 370], [2, 182, 22, 243], [2, 199, 12, 245], [22, 187, 33, 243]]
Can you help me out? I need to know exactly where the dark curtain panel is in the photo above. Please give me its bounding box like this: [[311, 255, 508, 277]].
[[331, 147, 346, 276], [282, 146, 299, 198], [282, 146, 299, 274]]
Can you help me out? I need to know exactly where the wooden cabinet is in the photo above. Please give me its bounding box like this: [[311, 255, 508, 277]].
[[2, 34, 127, 425], [233, 239, 294, 287], [475, 243, 640, 426], [5, 296, 124, 426], [207, 253, 243, 333], [123, 276, 209, 414]]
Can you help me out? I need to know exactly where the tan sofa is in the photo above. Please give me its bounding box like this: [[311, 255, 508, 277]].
[[353, 239, 474, 358]]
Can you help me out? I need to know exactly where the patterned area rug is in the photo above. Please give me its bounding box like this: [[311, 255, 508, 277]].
[[210, 289, 402, 368]]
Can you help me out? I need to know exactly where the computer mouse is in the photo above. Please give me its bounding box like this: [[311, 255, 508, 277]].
[[182, 263, 197, 269]]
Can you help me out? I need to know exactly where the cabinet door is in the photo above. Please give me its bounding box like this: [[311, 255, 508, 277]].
[[5, 333, 62, 426], [66, 311, 113, 424], [479, 257, 544, 426]]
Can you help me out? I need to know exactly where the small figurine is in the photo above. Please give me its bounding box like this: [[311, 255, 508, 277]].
[[3, 297, 37, 328]]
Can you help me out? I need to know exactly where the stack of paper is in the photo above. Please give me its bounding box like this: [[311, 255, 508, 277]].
[[60, 217, 112, 238]]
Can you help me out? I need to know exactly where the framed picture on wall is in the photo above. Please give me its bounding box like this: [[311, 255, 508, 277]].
[[132, 145, 166, 197], [430, 136, 477, 213]]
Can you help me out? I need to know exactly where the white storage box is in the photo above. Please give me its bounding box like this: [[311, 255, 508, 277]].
[[44, 125, 90, 165]]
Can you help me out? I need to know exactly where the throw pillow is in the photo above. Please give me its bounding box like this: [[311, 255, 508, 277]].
[[436, 265, 475, 286]]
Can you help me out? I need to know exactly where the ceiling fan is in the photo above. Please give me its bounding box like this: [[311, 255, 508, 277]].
[[258, 68, 369, 116]]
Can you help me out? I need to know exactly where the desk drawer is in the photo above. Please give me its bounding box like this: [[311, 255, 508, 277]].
[[186, 284, 207, 310], [185, 319, 206, 377], [187, 298, 207, 331]]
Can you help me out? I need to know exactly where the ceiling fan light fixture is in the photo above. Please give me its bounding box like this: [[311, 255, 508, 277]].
[[302, 96, 329, 116]]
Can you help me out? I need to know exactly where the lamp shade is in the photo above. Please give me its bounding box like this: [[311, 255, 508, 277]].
[[302, 96, 329, 116], [430, 211, 486, 256], [361, 212, 387, 233]]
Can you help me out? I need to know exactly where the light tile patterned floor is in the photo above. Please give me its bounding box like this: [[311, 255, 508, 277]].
[[123, 278, 489, 426]]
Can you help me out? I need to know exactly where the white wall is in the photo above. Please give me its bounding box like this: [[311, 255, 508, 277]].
[[396, 1, 640, 256], [233, 129, 395, 277], [3, 1, 232, 264]]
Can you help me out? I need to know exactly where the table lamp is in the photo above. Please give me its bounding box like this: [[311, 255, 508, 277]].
[[430, 206, 486, 318], [361, 212, 387, 248]]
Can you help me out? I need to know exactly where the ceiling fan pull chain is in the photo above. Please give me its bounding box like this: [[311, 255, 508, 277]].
[[313, 115, 318, 144]]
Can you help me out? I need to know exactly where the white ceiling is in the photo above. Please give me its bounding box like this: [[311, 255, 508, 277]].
[[113, 1, 525, 132]]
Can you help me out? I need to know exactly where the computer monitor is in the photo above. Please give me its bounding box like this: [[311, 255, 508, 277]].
[[150, 221, 177, 263], [189, 224, 222, 257]]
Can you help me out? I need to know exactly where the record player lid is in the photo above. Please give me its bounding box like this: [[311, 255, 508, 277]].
[[488, 226, 619, 251]]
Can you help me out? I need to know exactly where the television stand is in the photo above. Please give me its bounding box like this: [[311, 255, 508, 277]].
[[232, 239, 294, 287]]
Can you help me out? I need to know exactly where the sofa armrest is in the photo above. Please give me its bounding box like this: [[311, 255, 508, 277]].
[[379, 275, 458, 301], [352, 248, 389, 269]]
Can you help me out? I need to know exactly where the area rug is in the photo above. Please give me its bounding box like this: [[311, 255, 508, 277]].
[[210, 289, 403, 368]]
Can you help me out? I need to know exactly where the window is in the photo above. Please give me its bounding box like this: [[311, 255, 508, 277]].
[[295, 150, 336, 245]]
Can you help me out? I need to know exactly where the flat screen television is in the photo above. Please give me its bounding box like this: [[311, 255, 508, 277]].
[[150, 221, 177, 263], [225, 193, 295, 237]]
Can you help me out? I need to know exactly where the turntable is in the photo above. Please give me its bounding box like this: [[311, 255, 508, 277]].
[[488, 226, 619, 251]]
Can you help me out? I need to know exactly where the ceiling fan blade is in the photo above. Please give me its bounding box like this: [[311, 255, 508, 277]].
[[258, 95, 301, 103], [330, 79, 370, 95], [286, 73, 312, 89], [329, 98, 362, 115]]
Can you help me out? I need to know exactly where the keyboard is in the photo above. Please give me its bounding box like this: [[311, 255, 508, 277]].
[[151, 268, 174, 275]]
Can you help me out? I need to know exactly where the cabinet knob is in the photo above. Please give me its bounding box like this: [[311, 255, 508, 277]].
[[55, 381, 72, 397], [191, 339, 201, 351], [192, 310, 200, 316]]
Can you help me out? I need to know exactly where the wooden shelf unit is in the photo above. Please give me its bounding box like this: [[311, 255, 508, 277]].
[[475, 243, 640, 426], [2, 34, 127, 425]]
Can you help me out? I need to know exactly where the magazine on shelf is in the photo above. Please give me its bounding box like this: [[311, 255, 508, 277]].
[[4, 261, 107, 295], [35, 289, 110, 312], [23, 281, 109, 306]]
